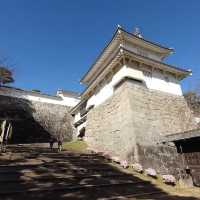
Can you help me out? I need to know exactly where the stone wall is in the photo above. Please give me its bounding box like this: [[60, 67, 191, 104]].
[[126, 79, 196, 145], [86, 78, 197, 173], [137, 144, 182, 177], [86, 80, 131, 158], [0, 95, 74, 143]]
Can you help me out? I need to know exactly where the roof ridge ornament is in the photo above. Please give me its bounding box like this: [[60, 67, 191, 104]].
[[117, 24, 122, 34], [187, 69, 192, 76], [120, 48, 124, 54], [119, 43, 124, 48], [117, 24, 122, 29], [133, 27, 143, 38]]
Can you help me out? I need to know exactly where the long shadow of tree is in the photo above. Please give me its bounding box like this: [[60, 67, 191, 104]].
[[0, 145, 199, 200]]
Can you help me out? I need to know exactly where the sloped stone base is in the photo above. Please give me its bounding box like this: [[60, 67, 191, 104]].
[[85, 79, 197, 174]]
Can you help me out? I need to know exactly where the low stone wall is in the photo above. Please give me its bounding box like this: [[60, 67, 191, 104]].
[[0, 95, 74, 143], [137, 144, 182, 177]]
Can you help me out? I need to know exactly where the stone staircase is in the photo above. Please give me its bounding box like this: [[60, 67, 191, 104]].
[[0, 145, 197, 200]]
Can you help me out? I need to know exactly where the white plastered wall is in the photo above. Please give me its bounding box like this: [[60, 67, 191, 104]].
[[86, 64, 183, 109], [74, 112, 81, 123], [144, 69, 182, 95], [86, 65, 144, 109], [57, 93, 80, 107], [0, 88, 75, 106]]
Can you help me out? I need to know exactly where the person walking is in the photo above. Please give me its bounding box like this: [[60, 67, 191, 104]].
[[49, 137, 56, 151], [57, 140, 62, 152]]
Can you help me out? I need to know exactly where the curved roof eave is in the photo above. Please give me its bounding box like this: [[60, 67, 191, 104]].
[[80, 27, 174, 84], [80, 28, 120, 84], [121, 47, 190, 78]]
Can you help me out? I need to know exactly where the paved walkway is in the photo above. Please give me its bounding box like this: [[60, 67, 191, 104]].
[[0, 144, 199, 200]]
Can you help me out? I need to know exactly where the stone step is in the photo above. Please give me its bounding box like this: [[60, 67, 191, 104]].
[[0, 180, 150, 195], [6, 148, 100, 157], [0, 181, 162, 200], [45, 156, 106, 161], [0, 173, 133, 183], [0, 160, 111, 170], [0, 159, 110, 170], [42, 152, 100, 156], [98, 191, 166, 200], [0, 157, 107, 166], [0, 165, 119, 176], [0, 163, 115, 173], [42, 155, 105, 160], [0, 170, 128, 182], [128, 192, 176, 200], [5, 151, 101, 159], [0, 176, 145, 192]]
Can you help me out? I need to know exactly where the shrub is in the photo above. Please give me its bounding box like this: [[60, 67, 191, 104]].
[[162, 175, 176, 185], [120, 160, 128, 168], [145, 168, 157, 178]]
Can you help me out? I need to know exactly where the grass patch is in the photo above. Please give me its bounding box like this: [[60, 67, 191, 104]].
[[111, 163, 200, 198], [129, 168, 200, 197], [63, 140, 88, 153]]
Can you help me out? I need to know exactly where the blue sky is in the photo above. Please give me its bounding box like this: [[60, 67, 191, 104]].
[[0, 0, 199, 94]]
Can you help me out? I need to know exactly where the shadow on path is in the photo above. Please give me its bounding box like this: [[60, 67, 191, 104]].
[[0, 144, 199, 200]]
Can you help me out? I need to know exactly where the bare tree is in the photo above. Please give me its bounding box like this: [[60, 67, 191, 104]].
[[184, 91, 200, 119], [185, 78, 200, 96], [0, 58, 14, 86], [0, 67, 14, 86]]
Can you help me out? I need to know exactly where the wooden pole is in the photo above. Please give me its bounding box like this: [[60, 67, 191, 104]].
[[5, 122, 11, 140], [0, 120, 6, 151]]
